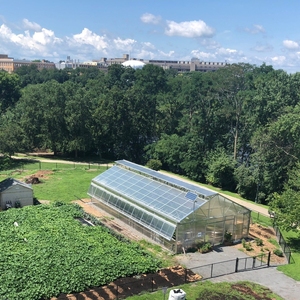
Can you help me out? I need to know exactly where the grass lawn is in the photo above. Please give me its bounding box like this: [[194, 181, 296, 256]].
[[126, 281, 283, 300], [276, 230, 300, 281], [0, 160, 106, 203], [31, 168, 104, 202]]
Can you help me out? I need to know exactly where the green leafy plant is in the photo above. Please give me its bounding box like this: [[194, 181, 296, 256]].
[[198, 242, 212, 253], [255, 238, 264, 246], [273, 248, 284, 257], [242, 239, 253, 251], [0, 203, 161, 300], [223, 231, 233, 245]]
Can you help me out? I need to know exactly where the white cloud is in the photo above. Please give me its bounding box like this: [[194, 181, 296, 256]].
[[140, 13, 161, 24], [22, 19, 41, 31], [142, 42, 156, 50], [133, 49, 156, 59], [33, 29, 62, 45], [113, 37, 136, 50], [158, 50, 175, 57], [0, 23, 62, 56], [252, 43, 273, 52], [191, 50, 216, 60], [71, 28, 108, 51], [217, 48, 238, 55], [200, 38, 220, 50], [283, 39, 299, 50], [244, 24, 265, 34], [165, 20, 214, 38], [271, 56, 286, 65]]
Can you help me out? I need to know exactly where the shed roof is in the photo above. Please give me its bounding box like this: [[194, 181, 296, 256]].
[[0, 178, 32, 193]]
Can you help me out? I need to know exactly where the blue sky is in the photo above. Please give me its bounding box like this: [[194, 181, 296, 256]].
[[1, 0, 300, 73]]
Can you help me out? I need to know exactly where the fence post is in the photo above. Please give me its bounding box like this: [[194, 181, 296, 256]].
[[210, 263, 214, 278], [267, 251, 271, 267], [235, 257, 239, 272], [151, 277, 154, 292], [252, 257, 256, 269], [184, 268, 187, 283]]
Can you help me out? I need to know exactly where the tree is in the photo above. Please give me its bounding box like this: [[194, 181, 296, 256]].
[[16, 81, 67, 154], [64, 83, 93, 157], [204, 148, 236, 191], [0, 71, 20, 113], [212, 63, 255, 160], [270, 163, 300, 232], [14, 64, 41, 87], [0, 111, 25, 155]]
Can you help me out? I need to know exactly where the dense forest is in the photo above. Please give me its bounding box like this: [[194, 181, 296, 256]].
[[1, 63, 300, 229]]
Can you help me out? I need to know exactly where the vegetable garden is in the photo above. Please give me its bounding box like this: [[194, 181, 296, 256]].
[[0, 203, 161, 300]]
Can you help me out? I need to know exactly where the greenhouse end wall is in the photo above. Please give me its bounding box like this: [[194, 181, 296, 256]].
[[176, 195, 251, 252]]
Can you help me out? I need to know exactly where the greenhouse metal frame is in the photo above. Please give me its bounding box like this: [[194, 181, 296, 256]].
[[88, 160, 251, 253]]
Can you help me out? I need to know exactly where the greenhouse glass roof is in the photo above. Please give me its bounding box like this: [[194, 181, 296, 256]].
[[116, 160, 217, 199], [91, 161, 216, 223]]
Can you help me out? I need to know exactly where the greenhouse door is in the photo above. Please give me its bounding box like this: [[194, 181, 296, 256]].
[[205, 220, 225, 245]]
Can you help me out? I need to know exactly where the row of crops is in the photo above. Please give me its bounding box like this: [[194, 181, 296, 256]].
[[0, 203, 161, 300]]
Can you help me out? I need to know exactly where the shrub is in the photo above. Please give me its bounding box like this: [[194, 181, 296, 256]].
[[242, 238, 246, 248], [146, 159, 162, 171], [242, 239, 253, 251], [273, 248, 284, 257], [198, 242, 212, 253], [244, 243, 253, 251], [224, 231, 232, 242], [255, 238, 264, 246]]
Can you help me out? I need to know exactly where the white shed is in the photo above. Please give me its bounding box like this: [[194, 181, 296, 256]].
[[0, 178, 33, 210]]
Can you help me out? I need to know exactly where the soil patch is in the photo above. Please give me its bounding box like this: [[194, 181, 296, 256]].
[[23, 170, 53, 183], [53, 266, 201, 300], [233, 223, 286, 265]]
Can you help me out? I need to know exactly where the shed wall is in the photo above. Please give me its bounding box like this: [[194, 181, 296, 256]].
[[0, 185, 33, 209]]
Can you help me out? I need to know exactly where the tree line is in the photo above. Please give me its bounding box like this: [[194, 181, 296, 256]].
[[1, 63, 300, 229]]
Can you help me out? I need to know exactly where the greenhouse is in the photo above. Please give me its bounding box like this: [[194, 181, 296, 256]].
[[88, 160, 251, 253]]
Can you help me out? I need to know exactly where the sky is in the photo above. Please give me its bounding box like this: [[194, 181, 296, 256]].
[[1, 0, 300, 73]]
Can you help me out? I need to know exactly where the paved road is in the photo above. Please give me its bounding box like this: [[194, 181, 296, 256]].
[[176, 246, 300, 300]]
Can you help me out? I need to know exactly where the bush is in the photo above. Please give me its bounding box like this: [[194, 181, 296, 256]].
[[146, 159, 162, 171], [242, 239, 253, 251], [223, 231, 233, 245], [273, 248, 284, 257], [255, 238, 264, 246], [198, 242, 212, 253]]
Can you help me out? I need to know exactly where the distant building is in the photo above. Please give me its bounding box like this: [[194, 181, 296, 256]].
[[2, 53, 227, 74], [0, 54, 55, 73], [56, 53, 227, 73]]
